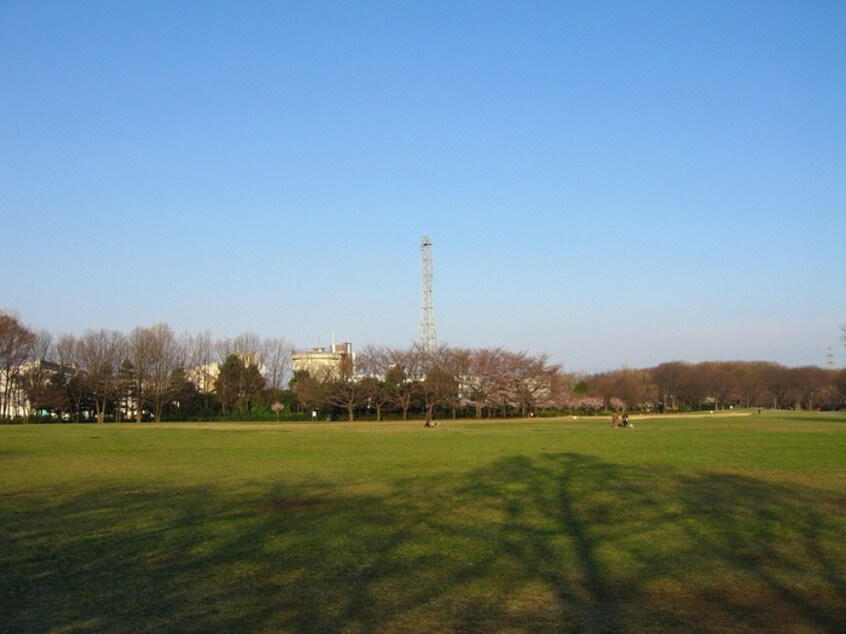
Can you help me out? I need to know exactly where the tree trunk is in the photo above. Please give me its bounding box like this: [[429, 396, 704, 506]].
[[136, 379, 143, 423]]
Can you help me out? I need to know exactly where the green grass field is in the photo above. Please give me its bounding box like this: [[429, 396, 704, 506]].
[[2, 411, 845, 633]]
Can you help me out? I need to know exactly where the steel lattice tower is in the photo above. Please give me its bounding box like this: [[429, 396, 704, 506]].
[[418, 235, 437, 352]]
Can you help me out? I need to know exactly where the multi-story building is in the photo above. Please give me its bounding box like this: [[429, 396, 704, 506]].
[[292, 342, 354, 380]]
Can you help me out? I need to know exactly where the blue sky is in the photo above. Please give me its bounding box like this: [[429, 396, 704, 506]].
[[2, 1, 844, 372]]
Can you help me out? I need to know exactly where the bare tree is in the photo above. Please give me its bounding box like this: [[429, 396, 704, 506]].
[[145, 323, 186, 422], [355, 343, 388, 379], [291, 370, 324, 416], [55, 334, 77, 368], [232, 331, 264, 367], [33, 330, 54, 363], [16, 330, 57, 422], [77, 329, 127, 423], [55, 334, 86, 421], [262, 337, 294, 391], [186, 330, 217, 408], [215, 332, 266, 372], [416, 343, 458, 421], [505, 351, 560, 417], [761, 363, 792, 409], [319, 360, 363, 422], [356, 344, 392, 420], [464, 347, 510, 418], [214, 337, 233, 365], [439, 346, 470, 418], [538, 367, 572, 411], [651, 361, 689, 412], [384, 345, 422, 420], [0, 312, 37, 419], [420, 364, 454, 421], [127, 326, 153, 422], [833, 369, 846, 407], [592, 366, 656, 412], [789, 366, 831, 410]]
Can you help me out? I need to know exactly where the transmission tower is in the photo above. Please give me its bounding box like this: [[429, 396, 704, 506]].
[[418, 235, 437, 352]]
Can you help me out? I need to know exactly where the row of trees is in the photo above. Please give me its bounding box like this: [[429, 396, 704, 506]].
[[581, 361, 846, 412], [294, 344, 566, 421], [0, 312, 294, 422], [2, 312, 845, 422], [295, 351, 846, 421]]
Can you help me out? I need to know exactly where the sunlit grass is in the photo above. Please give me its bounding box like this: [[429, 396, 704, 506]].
[[1, 412, 845, 632]]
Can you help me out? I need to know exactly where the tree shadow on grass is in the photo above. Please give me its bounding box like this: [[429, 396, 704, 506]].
[[2, 454, 845, 633], [448, 454, 846, 633]]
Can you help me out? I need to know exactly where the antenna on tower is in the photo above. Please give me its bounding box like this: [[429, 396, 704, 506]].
[[419, 235, 437, 352]]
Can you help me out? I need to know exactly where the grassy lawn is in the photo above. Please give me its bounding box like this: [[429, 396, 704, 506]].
[[1, 411, 845, 633]]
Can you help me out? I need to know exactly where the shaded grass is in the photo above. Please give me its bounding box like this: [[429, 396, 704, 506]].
[[1, 413, 845, 632]]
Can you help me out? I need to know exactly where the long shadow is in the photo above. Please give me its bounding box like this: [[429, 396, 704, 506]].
[[674, 472, 846, 631], [1, 454, 844, 633], [459, 453, 846, 632]]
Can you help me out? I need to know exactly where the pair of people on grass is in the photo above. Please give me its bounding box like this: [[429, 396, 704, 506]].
[[612, 412, 630, 428]]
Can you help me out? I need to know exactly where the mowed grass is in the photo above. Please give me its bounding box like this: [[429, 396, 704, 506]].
[[1, 412, 844, 633]]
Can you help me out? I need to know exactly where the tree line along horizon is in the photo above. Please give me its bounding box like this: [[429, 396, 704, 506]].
[[2, 312, 845, 423]]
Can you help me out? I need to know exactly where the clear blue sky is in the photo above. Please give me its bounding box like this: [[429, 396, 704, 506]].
[[2, 1, 844, 372]]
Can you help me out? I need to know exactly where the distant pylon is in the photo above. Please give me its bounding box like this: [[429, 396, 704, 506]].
[[419, 235, 437, 352]]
